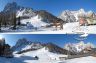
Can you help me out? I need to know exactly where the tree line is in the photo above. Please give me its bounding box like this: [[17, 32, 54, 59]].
[[0, 12, 21, 31]]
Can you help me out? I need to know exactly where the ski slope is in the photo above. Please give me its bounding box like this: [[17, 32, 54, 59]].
[[21, 15, 48, 27], [0, 47, 67, 63], [0, 47, 96, 63], [64, 56, 96, 63]]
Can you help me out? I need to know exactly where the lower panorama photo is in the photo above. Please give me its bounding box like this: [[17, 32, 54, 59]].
[[0, 34, 96, 63]]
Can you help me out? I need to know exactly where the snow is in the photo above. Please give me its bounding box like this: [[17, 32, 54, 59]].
[[59, 10, 76, 22], [64, 41, 94, 53], [21, 15, 48, 27], [0, 55, 96, 63], [1, 21, 96, 34], [13, 40, 43, 53], [59, 9, 92, 22], [9, 47, 68, 63], [19, 47, 67, 63], [64, 56, 96, 63], [1, 8, 96, 34], [0, 47, 96, 63], [59, 9, 87, 21], [16, 8, 36, 17]]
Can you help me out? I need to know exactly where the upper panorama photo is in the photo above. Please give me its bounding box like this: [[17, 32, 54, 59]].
[[0, 0, 96, 34]]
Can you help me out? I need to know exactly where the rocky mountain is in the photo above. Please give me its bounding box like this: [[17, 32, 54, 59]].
[[12, 38, 43, 53], [12, 38, 73, 55], [3, 2, 36, 18], [37, 10, 65, 23], [12, 38, 96, 56], [16, 7, 36, 18], [59, 10, 76, 23], [44, 43, 74, 55], [64, 41, 94, 54], [3, 2, 21, 13], [1, 2, 64, 28], [58, 9, 96, 23]]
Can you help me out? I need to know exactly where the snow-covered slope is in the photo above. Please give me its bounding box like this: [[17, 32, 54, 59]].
[[64, 56, 96, 63], [21, 47, 68, 62], [2, 21, 96, 34], [0, 47, 96, 63], [21, 15, 48, 27], [0, 47, 68, 63]]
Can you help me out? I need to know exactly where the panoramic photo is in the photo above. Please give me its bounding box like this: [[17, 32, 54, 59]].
[[0, 34, 96, 63], [0, 0, 96, 34]]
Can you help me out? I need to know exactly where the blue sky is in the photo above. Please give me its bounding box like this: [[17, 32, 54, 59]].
[[1, 34, 96, 47], [0, 0, 96, 16]]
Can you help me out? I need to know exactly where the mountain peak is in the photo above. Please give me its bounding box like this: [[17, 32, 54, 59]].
[[12, 38, 43, 53], [15, 38, 30, 47], [3, 2, 20, 12], [78, 8, 85, 14], [79, 8, 85, 11]]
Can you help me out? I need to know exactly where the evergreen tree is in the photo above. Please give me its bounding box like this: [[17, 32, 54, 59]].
[[18, 16, 21, 26], [0, 14, 2, 31], [4, 15, 7, 28], [13, 12, 17, 30]]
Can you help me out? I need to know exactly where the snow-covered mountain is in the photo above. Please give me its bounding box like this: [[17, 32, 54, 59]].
[[12, 38, 43, 53], [64, 41, 94, 53], [43, 43, 72, 54], [59, 10, 76, 22], [3, 2, 36, 17], [12, 38, 71, 55], [1, 2, 64, 28], [59, 9, 95, 23], [12, 38, 95, 55], [1, 38, 96, 63], [16, 8, 36, 18]]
